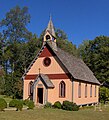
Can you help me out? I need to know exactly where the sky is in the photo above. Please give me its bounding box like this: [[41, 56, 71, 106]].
[[0, 0, 109, 47]]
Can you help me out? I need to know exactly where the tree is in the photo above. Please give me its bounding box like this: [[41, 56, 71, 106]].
[[0, 6, 30, 43], [57, 38, 79, 56], [79, 36, 109, 83], [0, 6, 31, 97], [55, 28, 68, 40], [99, 87, 109, 103]]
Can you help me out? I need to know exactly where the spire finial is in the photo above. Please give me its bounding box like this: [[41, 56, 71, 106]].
[[46, 15, 55, 37], [50, 14, 52, 21]]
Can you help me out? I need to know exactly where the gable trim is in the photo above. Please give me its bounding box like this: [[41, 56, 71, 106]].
[[25, 73, 71, 80]]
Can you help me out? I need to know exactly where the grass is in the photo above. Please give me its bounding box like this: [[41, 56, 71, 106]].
[[0, 106, 109, 120], [0, 95, 109, 120]]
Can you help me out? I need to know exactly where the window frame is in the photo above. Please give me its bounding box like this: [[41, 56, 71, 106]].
[[59, 81, 66, 98], [28, 81, 33, 96], [90, 84, 92, 97], [78, 82, 81, 98], [85, 83, 87, 98], [95, 85, 97, 97]]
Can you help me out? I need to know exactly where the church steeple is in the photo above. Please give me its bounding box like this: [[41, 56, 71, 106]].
[[43, 17, 57, 51], [46, 16, 56, 37]]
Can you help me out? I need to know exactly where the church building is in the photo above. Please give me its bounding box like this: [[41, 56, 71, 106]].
[[23, 18, 100, 106]]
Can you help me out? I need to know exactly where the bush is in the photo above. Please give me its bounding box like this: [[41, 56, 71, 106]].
[[99, 87, 109, 104], [44, 102, 52, 108], [62, 100, 73, 111], [53, 101, 62, 109], [9, 99, 19, 107], [15, 100, 23, 111], [62, 100, 79, 111], [72, 103, 79, 111], [23, 99, 30, 106], [0, 98, 7, 111], [27, 100, 35, 109]]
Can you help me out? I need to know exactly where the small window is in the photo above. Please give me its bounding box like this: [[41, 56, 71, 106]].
[[78, 82, 81, 98], [46, 35, 50, 40], [43, 57, 51, 67], [90, 85, 92, 97], [85, 84, 87, 98], [95, 85, 96, 97], [59, 81, 66, 98]]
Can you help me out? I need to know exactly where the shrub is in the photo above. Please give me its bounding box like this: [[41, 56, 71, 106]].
[[62, 100, 73, 111], [15, 100, 23, 111], [53, 101, 62, 109], [23, 99, 30, 106], [62, 100, 79, 111], [27, 100, 35, 109], [72, 103, 79, 111], [0, 98, 7, 111], [9, 99, 19, 107], [44, 102, 52, 108]]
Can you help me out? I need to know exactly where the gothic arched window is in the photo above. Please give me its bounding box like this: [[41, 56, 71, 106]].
[[59, 81, 66, 97], [28, 81, 33, 96]]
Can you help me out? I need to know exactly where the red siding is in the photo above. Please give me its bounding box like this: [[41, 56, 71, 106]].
[[25, 73, 70, 80], [39, 47, 53, 57]]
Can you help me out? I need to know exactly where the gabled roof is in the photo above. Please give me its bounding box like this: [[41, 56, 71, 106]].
[[47, 42, 100, 85], [55, 48, 100, 84], [23, 42, 100, 85], [34, 74, 54, 88], [23, 42, 100, 84]]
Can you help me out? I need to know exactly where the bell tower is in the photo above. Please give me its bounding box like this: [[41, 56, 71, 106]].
[[43, 16, 57, 51]]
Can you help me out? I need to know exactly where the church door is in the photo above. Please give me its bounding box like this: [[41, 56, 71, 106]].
[[37, 88, 43, 104]]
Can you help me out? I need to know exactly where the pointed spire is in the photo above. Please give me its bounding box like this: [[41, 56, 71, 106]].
[[46, 15, 56, 37]]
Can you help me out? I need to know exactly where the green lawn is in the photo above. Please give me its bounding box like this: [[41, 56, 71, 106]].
[[0, 107, 109, 120]]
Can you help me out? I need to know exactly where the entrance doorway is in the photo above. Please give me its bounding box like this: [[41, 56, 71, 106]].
[[37, 88, 43, 104]]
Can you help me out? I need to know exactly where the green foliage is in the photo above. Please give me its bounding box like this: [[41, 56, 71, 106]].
[[72, 103, 79, 111], [9, 99, 23, 111], [23, 99, 30, 106], [55, 28, 68, 40], [15, 100, 23, 111], [27, 100, 35, 109], [79, 36, 109, 83], [0, 6, 30, 43], [99, 87, 109, 103], [53, 101, 62, 109], [44, 102, 52, 108], [9, 99, 19, 107], [57, 38, 79, 57], [0, 98, 7, 111], [4, 74, 23, 99], [0, 76, 5, 94], [62, 100, 79, 111], [62, 100, 73, 111]]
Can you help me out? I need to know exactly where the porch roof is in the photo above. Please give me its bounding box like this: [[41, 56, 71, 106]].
[[36, 74, 54, 88]]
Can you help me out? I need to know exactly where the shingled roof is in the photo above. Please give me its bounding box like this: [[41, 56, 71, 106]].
[[34, 74, 54, 88], [47, 42, 100, 85], [23, 41, 100, 85]]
